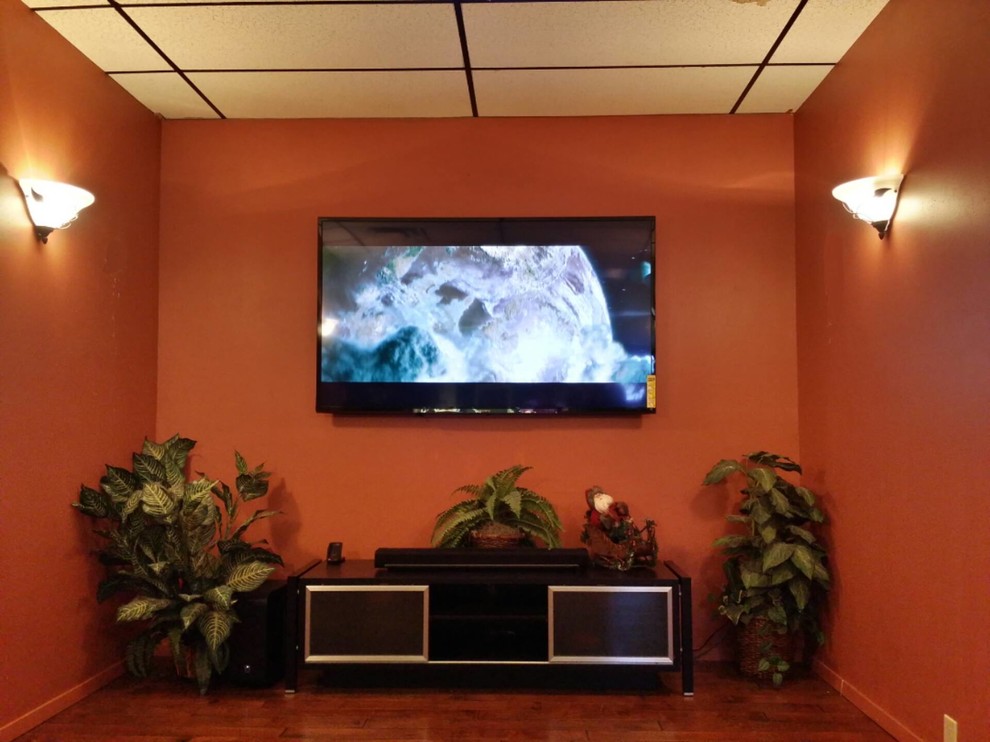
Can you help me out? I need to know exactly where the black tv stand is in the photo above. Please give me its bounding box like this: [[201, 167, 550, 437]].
[[285, 557, 693, 695]]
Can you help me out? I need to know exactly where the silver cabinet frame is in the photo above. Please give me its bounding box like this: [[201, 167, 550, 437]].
[[548, 585, 675, 665], [304, 584, 429, 663]]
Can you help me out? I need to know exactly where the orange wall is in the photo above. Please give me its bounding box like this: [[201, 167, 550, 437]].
[[6, 0, 987, 738], [0, 2, 161, 738], [794, 1, 990, 740], [157, 113, 799, 655]]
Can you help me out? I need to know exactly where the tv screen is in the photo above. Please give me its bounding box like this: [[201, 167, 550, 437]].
[[317, 217, 656, 415]]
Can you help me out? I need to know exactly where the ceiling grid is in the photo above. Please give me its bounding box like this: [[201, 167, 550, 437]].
[[22, 0, 890, 120]]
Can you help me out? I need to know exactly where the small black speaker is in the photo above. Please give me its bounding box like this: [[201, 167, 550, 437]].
[[225, 581, 286, 687]]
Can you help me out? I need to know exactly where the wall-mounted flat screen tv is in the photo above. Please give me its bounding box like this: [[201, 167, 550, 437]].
[[317, 217, 656, 415]]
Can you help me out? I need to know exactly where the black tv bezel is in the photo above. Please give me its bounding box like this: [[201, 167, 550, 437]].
[[316, 216, 657, 416]]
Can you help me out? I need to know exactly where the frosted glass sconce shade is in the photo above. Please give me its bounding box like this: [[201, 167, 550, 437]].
[[19, 178, 95, 243], [832, 174, 903, 239]]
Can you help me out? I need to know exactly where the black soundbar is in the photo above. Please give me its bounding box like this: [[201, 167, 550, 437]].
[[374, 547, 590, 570]]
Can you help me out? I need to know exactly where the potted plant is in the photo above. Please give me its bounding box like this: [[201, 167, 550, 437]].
[[73, 434, 283, 694], [431, 465, 563, 548], [704, 451, 831, 686]]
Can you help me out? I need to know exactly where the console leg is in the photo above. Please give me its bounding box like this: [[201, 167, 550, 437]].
[[680, 574, 694, 696], [284, 574, 299, 693]]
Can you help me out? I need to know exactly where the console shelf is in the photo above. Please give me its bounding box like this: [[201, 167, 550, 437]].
[[286, 557, 693, 695]]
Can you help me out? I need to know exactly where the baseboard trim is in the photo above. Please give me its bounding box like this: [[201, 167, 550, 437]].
[[813, 658, 923, 742], [0, 661, 124, 742]]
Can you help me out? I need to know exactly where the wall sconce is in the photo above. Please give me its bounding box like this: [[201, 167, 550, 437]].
[[18, 178, 95, 243], [831, 174, 903, 239]]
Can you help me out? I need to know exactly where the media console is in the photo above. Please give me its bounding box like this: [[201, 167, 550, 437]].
[[285, 552, 693, 695]]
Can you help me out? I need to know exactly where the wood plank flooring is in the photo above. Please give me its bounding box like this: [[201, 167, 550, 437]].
[[16, 662, 894, 741]]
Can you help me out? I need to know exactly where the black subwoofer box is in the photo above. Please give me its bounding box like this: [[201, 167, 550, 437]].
[[225, 581, 286, 687]]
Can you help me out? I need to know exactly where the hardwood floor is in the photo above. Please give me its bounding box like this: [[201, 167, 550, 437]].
[[16, 662, 894, 741]]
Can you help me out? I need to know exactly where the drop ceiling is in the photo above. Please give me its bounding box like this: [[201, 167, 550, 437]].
[[23, 0, 890, 120]]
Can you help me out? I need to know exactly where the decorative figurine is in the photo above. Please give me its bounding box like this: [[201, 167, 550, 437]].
[[580, 485, 658, 570]]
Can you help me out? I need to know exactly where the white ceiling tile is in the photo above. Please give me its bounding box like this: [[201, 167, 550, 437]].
[[118, 0, 421, 3], [124, 4, 463, 70], [33, 8, 170, 71], [735, 65, 833, 113], [474, 67, 756, 117], [22, 0, 108, 7], [188, 71, 473, 119], [463, 0, 800, 68], [110, 72, 219, 119], [772, 0, 891, 63]]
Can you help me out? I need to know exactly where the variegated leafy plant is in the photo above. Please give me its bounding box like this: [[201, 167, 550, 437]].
[[431, 465, 562, 548], [73, 435, 282, 694], [705, 451, 831, 686]]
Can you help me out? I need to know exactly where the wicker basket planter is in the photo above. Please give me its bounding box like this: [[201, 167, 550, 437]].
[[470, 522, 525, 549], [737, 617, 796, 679]]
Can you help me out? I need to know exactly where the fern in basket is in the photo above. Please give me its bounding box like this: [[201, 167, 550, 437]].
[[431, 465, 562, 548], [73, 435, 283, 694]]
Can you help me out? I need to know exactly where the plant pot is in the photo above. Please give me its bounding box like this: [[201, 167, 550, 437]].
[[470, 522, 525, 548], [737, 616, 795, 678]]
